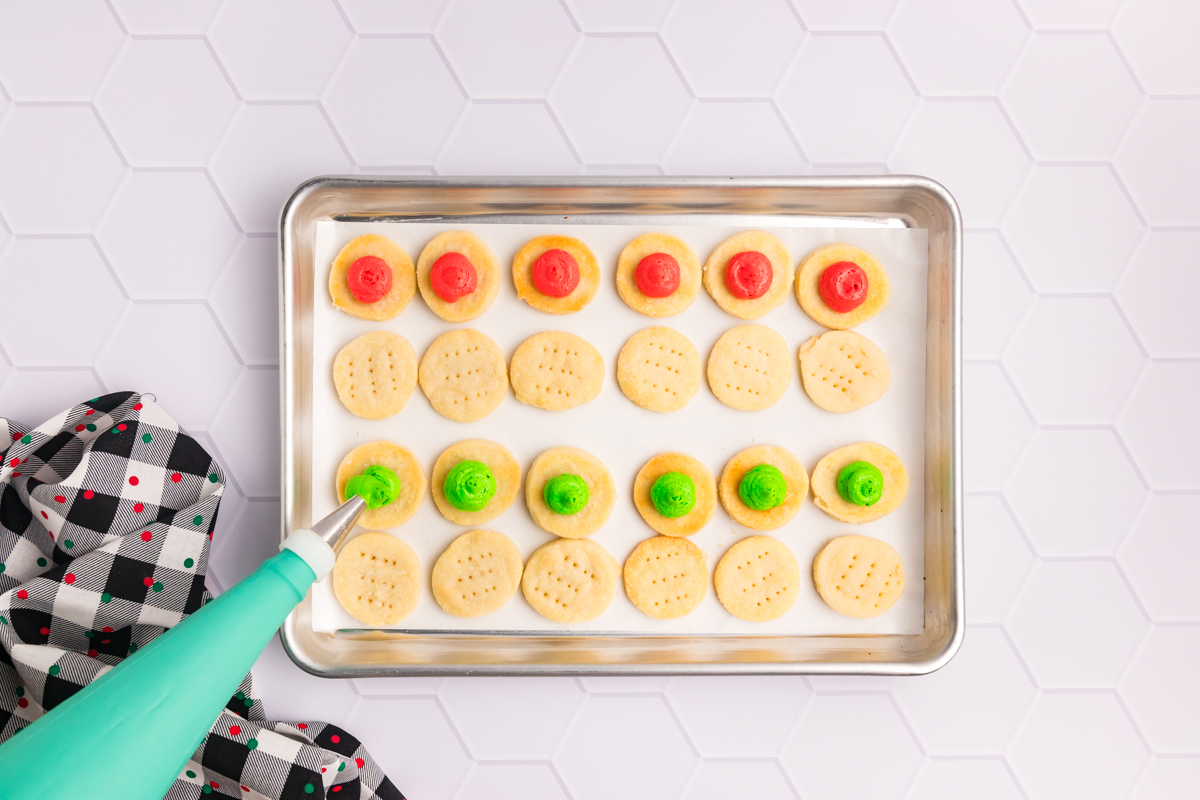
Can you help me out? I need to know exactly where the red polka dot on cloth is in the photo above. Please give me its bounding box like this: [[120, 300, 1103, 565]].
[[64, 573, 75, 584], [117, 424, 127, 432], [143, 577, 154, 587], [102, 626, 112, 633], [17, 698, 27, 709], [83, 490, 94, 500], [84, 409, 94, 416], [229, 725, 241, 736], [133, 503, 144, 513], [141, 531, 152, 542], [39, 627, 49, 635], [74, 424, 85, 432], [132, 402, 142, 410], [171, 473, 182, 483], [331, 735, 340, 743], [16, 590, 27, 600], [297, 723, 307, 730], [356, 758, 364, 768], [128, 476, 138, 486], [54, 495, 65, 503], [40, 510, 47, 519], [87, 649, 98, 658]]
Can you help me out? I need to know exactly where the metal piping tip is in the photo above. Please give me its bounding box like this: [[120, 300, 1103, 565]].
[[311, 494, 366, 551]]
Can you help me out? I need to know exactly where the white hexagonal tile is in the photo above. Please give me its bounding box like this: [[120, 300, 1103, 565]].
[[1006, 430, 1147, 555], [1121, 626, 1200, 752], [1113, 0, 1200, 95], [555, 696, 697, 800], [337, 0, 448, 32], [252, 635, 360, 726], [893, 628, 1036, 754], [1003, 166, 1144, 293], [550, 37, 693, 164], [963, 232, 1032, 360], [1117, 232, 1200, 359], [439, 677, 584, 759], [964, 496, 1036, 623], [344, 695, 471, 799], [1116, 99, 1200, 227], [209, 0, 353, 100], [887, 0, 1029, 95], [778, 34, 917, 163], [564, 0, 676, 31], [0, 106, 126, 233], [663, 0, 803, 97], [0, 369, 105, 427], [0, 2, 123, 99], [662, 102, 805, 175], [1133, 757, 1200, 800], [793, 0, 902, 30], [350, 676, 445, 697], [682, 761, 796, 800], [576, 675, 671, 693], [210, 236, 279, 366], [805, 675, 895, 691], [1118, 494, 1200, 622], [1007, 693, 1149, 800], [323, 38, 465, 166], [437, 103, 579, 175], [782, 694, 923, 800], [96, 303, 241, 431], [208, 498, 279, 591], [888, 101, 1031, 228], [209, 105, 352, 234], [458, 763, 568, 800], [109, 0, 224, 32], [0, 239, 128, 366], [1118, 364, 1200, 490], [1016, 0, 1124, 28], [1005, 297, 1146, 424], [964, 364, 1035, 491], [97, 172, 240, 299], [95, 39, 239, 166], [210, 368, 280, 498], [1002, 34, 1142, 161], [908, 759, 1023, 800], [1007, 561, 1149, 687], [438, 0, 578, 97], [666, 676, 810, 756]]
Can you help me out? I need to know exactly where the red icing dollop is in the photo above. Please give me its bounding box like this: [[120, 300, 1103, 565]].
[[347, 256, 393, 304], [724, 251, 773, 299], [531, 249, 580, 298], [635, 252, 680, 298], [818, 261, 868, 313], [430, 252, 478, 302]]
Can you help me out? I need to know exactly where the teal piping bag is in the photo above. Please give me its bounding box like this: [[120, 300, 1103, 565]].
[[0, 495, 366, 800]]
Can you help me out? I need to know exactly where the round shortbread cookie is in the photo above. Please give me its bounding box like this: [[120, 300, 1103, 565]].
[[813, 535, 905, 618], [525, 447, 616, 538], [332, 331, 418, 420], [416, 230, 501, 323], [334, 441, 426, 530], [623, 535, 708, 620], [332, 532, 421, 626], [714, 535, 800, 622], [799, 330, 891, 413], [811, 442, 908, 524], [616, 326, 701, 413], [615, 233, 702, 318], [522, 538, 619, 623], [702, 231, 794, 320], [512, 235, 600, 314], [328, 234, 417, 321], [706, 325, 792, 411], [633, 452, 716, 537], [418, 329, 508, 422], [509, 331, 605, 411], [431, 529, 524, 618], [796, 243, 890, 329], [431, 439, 521, 526], [718, 445, 809, 531]]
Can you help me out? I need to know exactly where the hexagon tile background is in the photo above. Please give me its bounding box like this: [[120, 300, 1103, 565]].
[[0, 1, 1197, 798]]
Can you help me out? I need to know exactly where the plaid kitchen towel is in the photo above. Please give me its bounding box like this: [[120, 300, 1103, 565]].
[[0, 391, 403, 800]]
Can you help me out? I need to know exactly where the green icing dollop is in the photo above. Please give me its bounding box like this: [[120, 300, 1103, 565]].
[[444, 460, 496, 512], [837, 461, 884, 507], [543, 473, 589, 515], [344, 465, 400, 509], [738, 464, 787, 511], [651, 471, 696, 518]]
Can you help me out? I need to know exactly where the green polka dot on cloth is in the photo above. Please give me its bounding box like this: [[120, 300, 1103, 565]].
[[208, 473, 218, 483], [304, 784, 314, 794], [63, 540, 74, 549], [338, 762, 345, 772], [48, 665, 59, 676], [185, 770, 196, 779], [151, 582, 162, 592], [85, 423, 96, 432], [100, 593, 112, 603], [235, 691, 245, 700], [0, 563, 5, 574], [201, 786, 212, 795], [193, 515, 203, 526], [129, 643, 138, 653], [14, 687, 23, 697], [243, 697, 252, 708], [84, 631, 93, 638], [0, 616, 7, 625], [142, 433, 152, 443], [247, 739, 258, 750], [19, 435, 30, 444], [184, 558, 194, 568], [36, 557, 46, 567]]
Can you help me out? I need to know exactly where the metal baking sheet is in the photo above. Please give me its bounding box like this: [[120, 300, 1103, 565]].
[[279, 177, 962, 676]]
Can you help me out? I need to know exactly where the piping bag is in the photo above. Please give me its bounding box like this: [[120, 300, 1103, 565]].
[[0, 494, 366, 800]]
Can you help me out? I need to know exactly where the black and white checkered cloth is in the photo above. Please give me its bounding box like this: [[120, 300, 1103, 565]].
[[0, 392, 403, 800]]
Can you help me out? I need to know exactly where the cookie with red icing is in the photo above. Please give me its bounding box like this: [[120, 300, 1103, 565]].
[[512, 235, 600, 314], [702, 231, 793, 320], [416, 231, 501, 323], [796, 243, 890, 330], [329, 234, 416, 321], [616, 233, 701, 318]]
